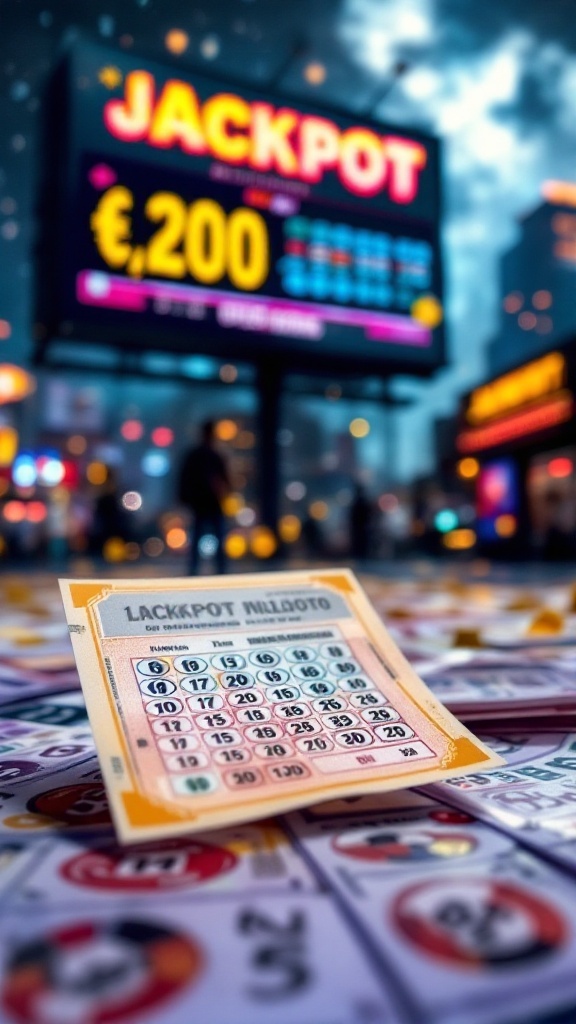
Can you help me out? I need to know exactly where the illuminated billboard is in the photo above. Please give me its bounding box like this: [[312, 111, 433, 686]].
[[37, 42, 444, 373]]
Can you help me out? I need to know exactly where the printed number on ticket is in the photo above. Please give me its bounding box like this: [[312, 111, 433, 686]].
[[59, 570, 503, 842]]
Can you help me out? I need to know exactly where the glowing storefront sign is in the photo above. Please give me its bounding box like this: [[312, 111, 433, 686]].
[[457, 352, 574, 453], [457, 392, 574, 453], [465, 353, 566, 426]]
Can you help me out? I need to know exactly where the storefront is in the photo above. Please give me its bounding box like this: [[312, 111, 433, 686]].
[[455, 346, 576, 557]]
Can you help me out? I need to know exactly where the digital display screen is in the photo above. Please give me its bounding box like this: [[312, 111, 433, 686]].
[[38, 42, 444, 373], [476, 459, 519, 541]]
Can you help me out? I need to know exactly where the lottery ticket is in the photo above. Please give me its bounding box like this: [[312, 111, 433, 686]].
[[0, 758, 110, 838], [285, 791, 576, 1024], [4, 820, 315, 910], [59, 570, 502, 843], [0, 692, 95, 787], [427, 732, 576, 874], [421, 662, 576, 721], [0, 895, 395, 1024]]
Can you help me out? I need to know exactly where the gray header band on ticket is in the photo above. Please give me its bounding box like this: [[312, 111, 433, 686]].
[[96, 586, 352, 638]]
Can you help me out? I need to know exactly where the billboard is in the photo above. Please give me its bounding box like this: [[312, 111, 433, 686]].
[[37, 42, 444, 374]]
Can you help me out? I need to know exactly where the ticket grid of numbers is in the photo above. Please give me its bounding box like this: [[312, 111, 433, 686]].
[[133, 633, 427, 801], [59, 571, 502, 840]]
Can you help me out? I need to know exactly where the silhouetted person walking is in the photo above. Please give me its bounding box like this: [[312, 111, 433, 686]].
[[178, 420, 231, 574], [349, 484, 372, 560]]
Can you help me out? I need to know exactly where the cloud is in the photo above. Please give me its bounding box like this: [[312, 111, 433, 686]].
[[338, 0, 576, 479]]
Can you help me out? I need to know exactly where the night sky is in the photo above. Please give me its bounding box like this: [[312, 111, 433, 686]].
[[1, 0, 576, 479]]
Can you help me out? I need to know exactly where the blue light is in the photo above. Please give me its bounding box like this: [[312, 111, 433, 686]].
[[199, 534, 218, 557], [434, 509, 459, 533], [141, 450, 170, 477], [12, 454, 36, 487]]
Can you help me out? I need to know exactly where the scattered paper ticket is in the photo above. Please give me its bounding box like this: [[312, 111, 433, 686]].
[[59, 570, 503, 843]]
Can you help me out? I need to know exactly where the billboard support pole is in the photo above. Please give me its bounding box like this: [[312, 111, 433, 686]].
[[257, 360, 282, 541]]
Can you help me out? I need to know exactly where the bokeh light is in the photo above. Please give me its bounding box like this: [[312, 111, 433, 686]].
[[142, 451, 170, 477], [457, 457, 480, 480], [494, 514, 517, 537], [200, 34, 220, 59], [503, 292, 523, 314], [37, 457, 64, 487], [199, 534, 219, 557], [434, 509, 459, 533], [378, 493, 399, 512], [165, 29, 189, 54], [26, 501, 47, 523], [151, 426, 174, 447], [411, 294, 443, 328], [12, 454, 37, 488], [442, 528, 477, 550], [86, 461, 108, 486], [0, 365, 36, 404], [225, 532, 248, 559], [121, 419, 144, 442], [286, 481, 306, 501], [349, 418, 370, 438], [4, 500, 26, 523], [215, 419, 238, 441], [304, 62, 327, 85], [66, 434, 87, 456], [250, 525, 277, 559], [236, 507, 256, 527], [0, 426, 18, 467], [219, 364, 238, 383], [0, 320, 11, 340], [518, 311, 537, 330], [532, 290, 552, 310], [536, 315, 553, 334], [103, 537, 126, 562], [121, 490, 143, 511], [166, 526, 187, 549], [309, 500, 329, 521], [279, 514, 301, 542], [222, 493, 244, 516], [548, 457, 573, 478], [143, 537, 165, 557]]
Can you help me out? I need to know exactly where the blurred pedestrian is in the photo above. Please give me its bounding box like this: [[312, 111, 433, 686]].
[[90, 467, 129, 557], [542, 489, 576, 561], [349, 483, 372, 560], [178, 420, 231, 574]]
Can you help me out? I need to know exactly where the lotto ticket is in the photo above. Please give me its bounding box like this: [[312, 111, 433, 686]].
[[59, 570, 502, 843], [421, 662, 576, 721], [428, 731, 576, 874], [0, 894, 392, 1024], [285, 791, 576, 1024]]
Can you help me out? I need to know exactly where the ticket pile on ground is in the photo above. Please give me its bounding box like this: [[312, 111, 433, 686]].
[[1, 569, 576, 1023]]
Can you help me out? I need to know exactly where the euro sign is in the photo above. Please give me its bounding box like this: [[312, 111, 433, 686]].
[[90, 185, 133, 269]]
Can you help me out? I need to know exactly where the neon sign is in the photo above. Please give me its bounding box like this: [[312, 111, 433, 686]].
[[457, 392, 574, 453], [465, 352, 566, 426], [104, 71, 427, 202]]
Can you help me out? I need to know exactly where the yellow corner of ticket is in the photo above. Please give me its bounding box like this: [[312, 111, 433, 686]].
[[59, 569, 504, 844]]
